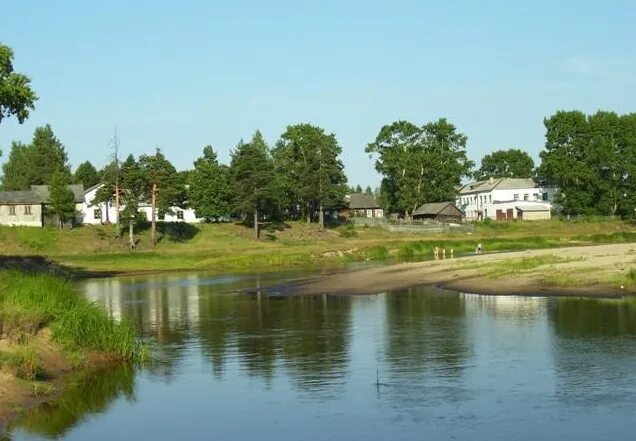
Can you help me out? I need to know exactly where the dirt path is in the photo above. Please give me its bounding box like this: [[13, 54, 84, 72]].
[[278, 243, 636, 297]]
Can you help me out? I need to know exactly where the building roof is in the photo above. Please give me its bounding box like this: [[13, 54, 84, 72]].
[[413, 201, 460, 216], [0, 185, 85, 205], [515, 204, 551, 212], [459, 178, 538, 194], [344, 193, 380, 209]]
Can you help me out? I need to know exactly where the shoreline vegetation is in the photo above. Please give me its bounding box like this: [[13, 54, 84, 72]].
[[1, 218, 635, 428], [0, 218, 635, 276], [0, 272, 146, 429]]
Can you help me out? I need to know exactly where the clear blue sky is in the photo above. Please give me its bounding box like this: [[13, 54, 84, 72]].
[[1, 0, 635, 187]]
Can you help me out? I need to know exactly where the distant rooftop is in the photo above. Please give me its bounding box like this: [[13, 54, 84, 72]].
[[458, 178, 542, 194], [344, 193, 380, 209], [0, 185, 85, 204]]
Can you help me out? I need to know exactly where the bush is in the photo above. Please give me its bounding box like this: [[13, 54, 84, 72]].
[[339, 224, 358, 238]]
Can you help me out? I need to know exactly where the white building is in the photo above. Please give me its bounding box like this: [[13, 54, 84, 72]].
[[80, 183, 203, 225], [456, 178, 558, 221]]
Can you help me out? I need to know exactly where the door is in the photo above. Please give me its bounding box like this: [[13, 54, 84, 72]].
[[506, 209, 514, 220], [517, 209, 523, 220], [496, 209, 504, 221]]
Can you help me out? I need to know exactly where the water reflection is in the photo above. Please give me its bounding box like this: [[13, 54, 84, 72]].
[[5, 273, 636, 441], [8, 365, 135, 440]]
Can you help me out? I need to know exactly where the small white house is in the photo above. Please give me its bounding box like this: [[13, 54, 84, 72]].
[[456, 178, 558, 221], [80, 183, 203, 225]]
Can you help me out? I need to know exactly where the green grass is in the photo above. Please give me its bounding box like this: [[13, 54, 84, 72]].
[[0, 271, 145, 361], [0, 218, 634, 274]]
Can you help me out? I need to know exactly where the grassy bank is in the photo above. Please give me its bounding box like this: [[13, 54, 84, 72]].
[[0, 271, 144, 423], [0, 218, 635, 274]]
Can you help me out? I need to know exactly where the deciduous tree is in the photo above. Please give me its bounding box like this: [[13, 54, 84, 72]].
[[0, 43, 37, 125], [474, 148, 534, 180]]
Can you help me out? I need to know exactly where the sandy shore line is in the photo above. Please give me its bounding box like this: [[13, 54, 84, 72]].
[[271, 243, 636, 297]]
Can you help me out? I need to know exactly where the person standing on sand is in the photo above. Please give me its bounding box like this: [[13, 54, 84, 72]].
[[475, 243, 483, 254]]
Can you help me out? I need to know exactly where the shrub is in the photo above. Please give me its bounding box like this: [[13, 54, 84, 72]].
[[339, 224, 358, 238]]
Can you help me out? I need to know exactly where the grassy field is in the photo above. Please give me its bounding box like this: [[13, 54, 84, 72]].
[[0, 218, 635, 274]]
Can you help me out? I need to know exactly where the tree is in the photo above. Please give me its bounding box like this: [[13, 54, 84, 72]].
[[188, 145, 234, 221], [230, 132, 277, 239], [48, 171, 76, 229], [1, 124, 70, 190], [474, 148, 535, 180], [537, 110, 636, 216], [119, 155, 145, 249], [138, 149, 185, 245], [355, 184, 363, 193], [0, 43, 37, 125], [273, 124, 348, 228], [364, 185, 373, 196], [74, 161, 100, 189], [366, 119, 473, 216]]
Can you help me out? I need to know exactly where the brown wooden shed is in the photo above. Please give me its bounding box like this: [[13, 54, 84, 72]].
[[413, 202, 464, 223]]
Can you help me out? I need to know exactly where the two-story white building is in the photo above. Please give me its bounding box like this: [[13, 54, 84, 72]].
[[456, 178, 558, 221]]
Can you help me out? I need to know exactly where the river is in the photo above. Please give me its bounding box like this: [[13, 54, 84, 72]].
[[4, 271, 636, 440]]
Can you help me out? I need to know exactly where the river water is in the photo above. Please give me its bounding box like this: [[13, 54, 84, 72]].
[[4, 271, 636, 441]]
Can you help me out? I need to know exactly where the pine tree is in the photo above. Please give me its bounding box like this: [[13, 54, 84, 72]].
[[139, 149, 185, 245], [48, 171, 76, 229], [189, 145, 234, 221], [273, 124, 347, 228], [119, 155, 145, 249], [230, 132, 277, 239], [74, 161, 100, 188]]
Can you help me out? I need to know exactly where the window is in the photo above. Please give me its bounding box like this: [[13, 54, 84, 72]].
[[513, 194, 519, 201], [542, 192, 549, 201], [176, 210, 184, 220], [489, 195, 492, 203], [158, 212, 165, 221], [94, 209, 102, 220], [24, 205, 32, 215], [9, 206, 16, 216], [524, 194, 529, 201]]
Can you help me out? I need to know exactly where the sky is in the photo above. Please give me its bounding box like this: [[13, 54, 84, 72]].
[[1, 0, 635, 187]]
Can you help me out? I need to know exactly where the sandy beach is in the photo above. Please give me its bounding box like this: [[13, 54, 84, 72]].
[[275, 243, 636, 297]]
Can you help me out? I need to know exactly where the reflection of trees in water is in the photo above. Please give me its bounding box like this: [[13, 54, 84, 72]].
[[385, 288, 471, 377], [380, 288, 472, 411], [197, 293, 352, 395], [548, 298, 636, 406], [12, 365, 136, 439]]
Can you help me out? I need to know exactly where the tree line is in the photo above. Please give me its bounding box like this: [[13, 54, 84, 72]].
[[1, 42, 635, 238]]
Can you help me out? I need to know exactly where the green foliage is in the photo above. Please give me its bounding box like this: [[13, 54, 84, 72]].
[[0, 271, 143, 360], [1, 125, 71, 190], [474, 148, 535, 180], [73, 161, 100, 189], [188, 145, 234, 221], [367, 245, 389, 260], [0, 345, 45, 380], [0, 43, 37, 124], [339, 224, 358, 238], [15, 227, 59, 251], [230, 131, 278, 238], [273, 123, 348, 224], [366, 118, 473, 215], [48, 171, 77, 228], [538, 110, 636, 217]]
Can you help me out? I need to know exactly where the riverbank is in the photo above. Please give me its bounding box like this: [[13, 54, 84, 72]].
[[0, 272, 144, 429], [1, 219, 635, 275], [274, 243, 636, 297]]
